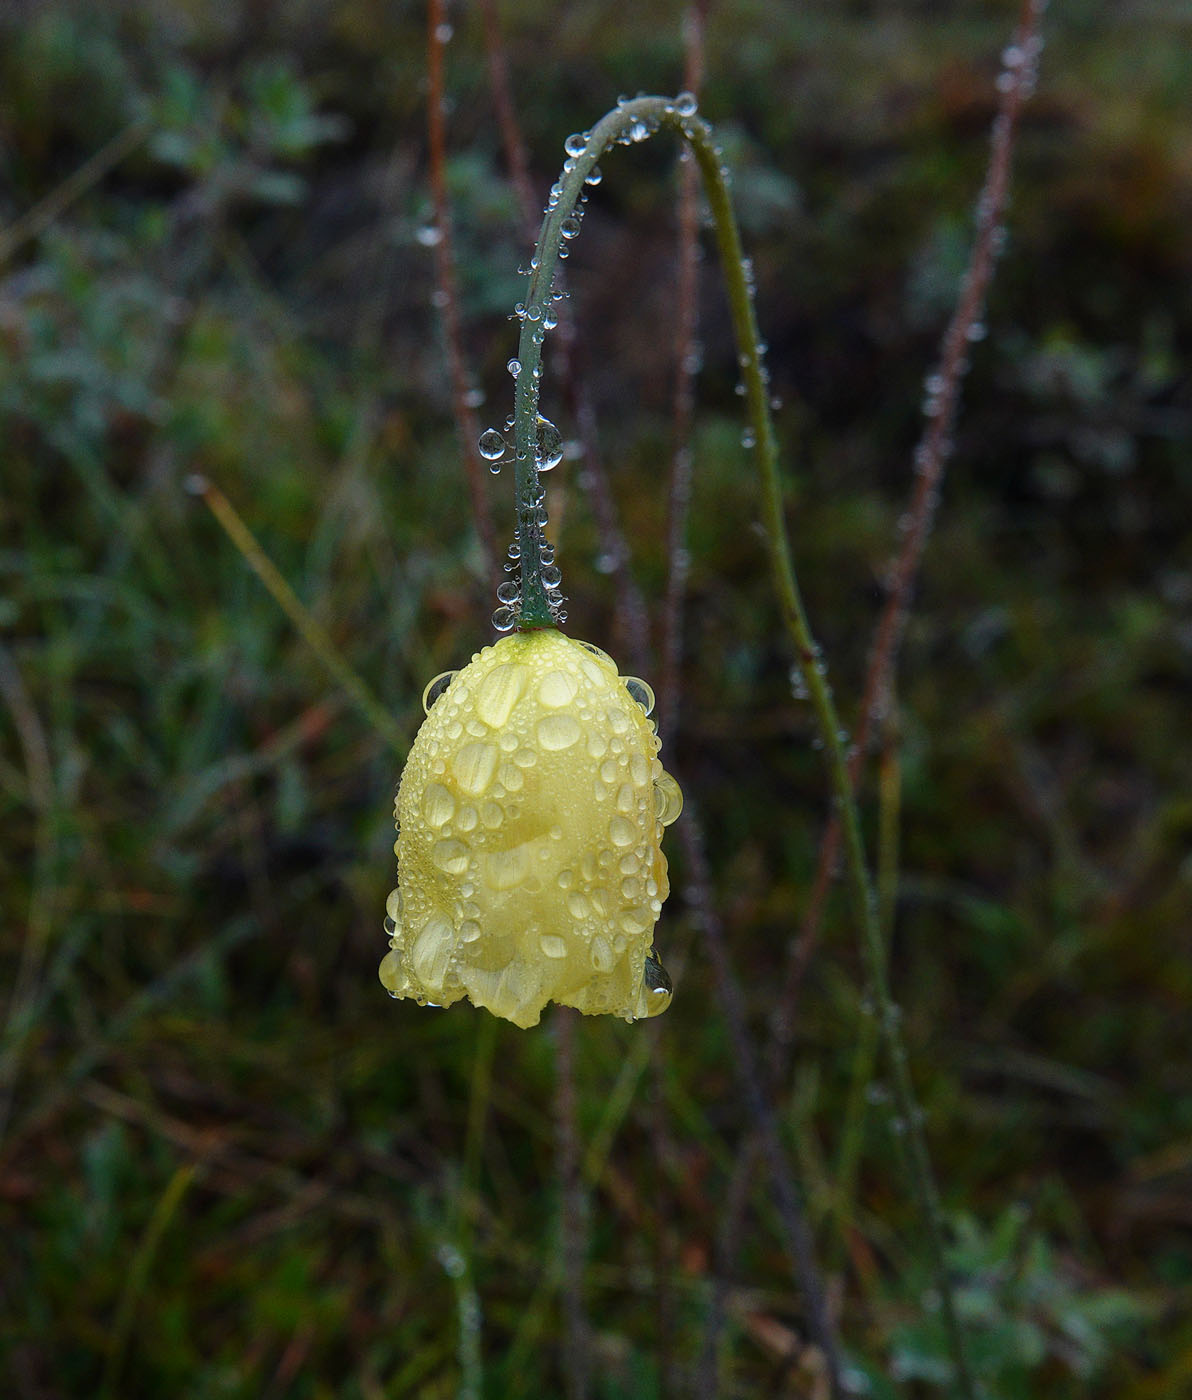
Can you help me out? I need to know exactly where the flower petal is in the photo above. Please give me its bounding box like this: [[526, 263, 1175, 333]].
[[381, 629, 680, 1027]]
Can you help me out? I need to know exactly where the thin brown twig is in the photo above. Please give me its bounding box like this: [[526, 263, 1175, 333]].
[[659, 0, 709, 734], [770, 0, 1046, 1072], [678, 806, 843, 1397], [427, 0, 499, 586], [553, 1008, 589, 1400], [656, 11, 710, 1397], [475, 0, 536, 226]]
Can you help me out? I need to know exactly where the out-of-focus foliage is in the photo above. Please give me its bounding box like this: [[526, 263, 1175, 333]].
[[1, 1, 1189, 1396]]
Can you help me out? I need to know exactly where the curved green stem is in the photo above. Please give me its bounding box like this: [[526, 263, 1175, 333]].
[[510, 94, 975, 1397]]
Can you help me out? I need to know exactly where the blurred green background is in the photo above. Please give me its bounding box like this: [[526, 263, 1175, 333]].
[[1, 0, 1190, 1396]]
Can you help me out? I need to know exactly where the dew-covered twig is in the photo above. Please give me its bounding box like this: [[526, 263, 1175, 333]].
[[426, 0, 499, 585], [773, 0, 1046, 1063]]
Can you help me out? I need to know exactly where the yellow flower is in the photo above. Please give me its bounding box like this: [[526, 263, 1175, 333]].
[[379, 628, 682, 1027]]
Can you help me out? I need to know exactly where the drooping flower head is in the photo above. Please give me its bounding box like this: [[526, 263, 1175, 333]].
[[380, 628, 682, 1027]]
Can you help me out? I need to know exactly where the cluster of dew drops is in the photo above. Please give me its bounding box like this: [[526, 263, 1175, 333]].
[[476, 93, 703, 635]]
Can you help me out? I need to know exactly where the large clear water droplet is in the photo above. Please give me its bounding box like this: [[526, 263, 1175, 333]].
[[495, 580, 520, 605], [492, 605, 517, 632], [623, 677, 655, 715], [560, 216, 581, 240], [422, 670, 457, 713], [535, 415, 563, 471], [638, 948, 673, 1018], [478, 427, 506, 461], [564, 132, 587, 158], [507, 358, 522, 378], [584, 164, 602, 187]]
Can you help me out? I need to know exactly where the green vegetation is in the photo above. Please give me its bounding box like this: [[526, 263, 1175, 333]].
[[1, 1, 1190, 1396]]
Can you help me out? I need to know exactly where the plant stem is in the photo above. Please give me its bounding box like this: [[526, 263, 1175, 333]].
[[509, 94, 975, 1396]]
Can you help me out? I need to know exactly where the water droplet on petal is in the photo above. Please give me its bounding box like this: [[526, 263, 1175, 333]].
[[422, 670, 457, 712], [432, 838, 470, 875], [653, 771, 683, 826], [637, 948, 673, 1018], [475, 662, 528, 726], [539, 933, 568, 959], [623, 677, 655, 714], [452, 741, 499, 795], [422, 782, 456, 828], [538, 670, 578, 707], [537, 713, 581, 750]]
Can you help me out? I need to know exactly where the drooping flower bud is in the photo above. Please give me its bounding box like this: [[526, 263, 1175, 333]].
[[380, 629, 682, 1028]]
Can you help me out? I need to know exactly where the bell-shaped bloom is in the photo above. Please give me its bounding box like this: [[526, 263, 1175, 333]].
[[380, 628, 682, 1028]]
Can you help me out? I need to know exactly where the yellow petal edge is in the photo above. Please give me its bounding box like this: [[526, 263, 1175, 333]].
[[380, 629, 682, 1028]]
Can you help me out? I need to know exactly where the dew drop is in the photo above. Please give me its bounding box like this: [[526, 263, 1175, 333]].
[[584, 164, 603, 187], [539, 933, 568, 959], [540, 563, 562, 588], [386, 888, 404, 922], [566, 891, 590, 920], [432, 838, 470, 875], [653, 771, 683, 826], [452, 741, 499, 796], [535, 415, 563, 471], [590, 935, 614, 972], [560, 215, 581, 240], [538, 670, 578, 707], [475, 662, 528, 726], [414, 224, 443, 248], [507, 358, 522, 378], [609, 815, 636, 847], [623, 677, 655, 715], [496, 580, 520, 605], [638, 948, 673, 1018], [674, 90, 698, 117], [411, 915, 454, 988], [378, 949, 407, 994], [478, 427, 506, 461], [536, 713, 581, 750], [564, 132, 587, 157], [422, 782, 456, 828], [492, 604, 517, 632], [422, 670, 457, 713]]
